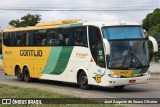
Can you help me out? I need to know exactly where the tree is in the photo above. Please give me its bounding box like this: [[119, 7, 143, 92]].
[[142, 8, 160, 31], [142, 8, 160, 62], [9, 13, 41, 27], [149, 24, 160, 43]]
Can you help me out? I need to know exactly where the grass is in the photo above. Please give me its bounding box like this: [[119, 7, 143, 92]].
[[0, 84, 72, 98], [0, 84, 124, 107], [151, 72, 160, 75]]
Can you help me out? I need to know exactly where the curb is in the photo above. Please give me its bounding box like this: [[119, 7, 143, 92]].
[[150, 78, 160, 80], [150, 75, 160, 80]]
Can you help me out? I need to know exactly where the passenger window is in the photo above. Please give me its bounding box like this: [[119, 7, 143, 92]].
[[46, 29, 59, 46], [28, 31, 36, 46], [38, 29, 47, 46], [73, 27, 87, 47], [24, 32, 29, 46], [3, 33, 10, 46]]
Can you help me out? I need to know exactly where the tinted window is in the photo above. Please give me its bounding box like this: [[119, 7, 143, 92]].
[[73, 27, 87, 47], [3, 26, 88, 47], [103, 26, 144, 40], [89, 26, 105, 68]]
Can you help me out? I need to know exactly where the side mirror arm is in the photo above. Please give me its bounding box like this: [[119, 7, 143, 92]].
[[103, 38, 110, 55], [148, 36, 158, 52]]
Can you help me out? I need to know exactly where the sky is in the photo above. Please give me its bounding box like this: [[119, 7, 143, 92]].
[[0, 0, 160, 29]]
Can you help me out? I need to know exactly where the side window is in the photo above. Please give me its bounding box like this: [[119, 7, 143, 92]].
[[46, 29, 59, 46], [73, 27, 87, 47], [3, 32, 10, 46], [24, 32, 29, 46], [29, 30, 47, 46], [89, 26, 105, 68], [15, 32, 24, 46], [39, 29, 47, 46], [29, 31, 36, 46], [57, 28, 71, 46], [10, 33, 15, 46]]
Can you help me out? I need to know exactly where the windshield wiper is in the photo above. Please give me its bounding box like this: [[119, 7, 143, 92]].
[[130, 52, 143, 67]]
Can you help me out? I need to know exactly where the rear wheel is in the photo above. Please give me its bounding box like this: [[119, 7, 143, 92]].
[[23, 67, 31, 82], [78, 71, 91, 90], [16, 67, 24, 81]]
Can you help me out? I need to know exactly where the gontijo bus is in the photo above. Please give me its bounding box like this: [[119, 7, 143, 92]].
[[2, 20, 158, 89]]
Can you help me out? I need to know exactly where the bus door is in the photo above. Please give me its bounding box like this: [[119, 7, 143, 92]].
[[88, 26, 106, 83]]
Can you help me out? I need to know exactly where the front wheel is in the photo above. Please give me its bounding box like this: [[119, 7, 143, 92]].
[[78, 71, 91, 90]]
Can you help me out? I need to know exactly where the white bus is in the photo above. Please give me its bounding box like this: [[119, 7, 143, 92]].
[[2, 20, 158, 89]]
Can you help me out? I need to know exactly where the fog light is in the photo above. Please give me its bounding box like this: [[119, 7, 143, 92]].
[[108, 74, 121, 78]]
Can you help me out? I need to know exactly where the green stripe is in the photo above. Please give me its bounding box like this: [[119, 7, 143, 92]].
[[132, 69, 141, 74], [71, 23, 83, 27], [132, 67, 149, 74], [50, 46, 73, 75], [60, 23, 83, 28], [140, 67, 149, 73], [42, 46, 74, 75], [42, 47, 62, 74], [60, 24, 71, 27]]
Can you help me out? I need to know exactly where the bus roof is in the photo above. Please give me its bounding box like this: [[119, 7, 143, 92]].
[[3, 20, 140, 32], [83, 20, 140, 27]]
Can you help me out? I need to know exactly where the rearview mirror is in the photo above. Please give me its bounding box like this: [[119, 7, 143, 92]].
[[103, 38, 110, 55], [148, 36, 158, 52]]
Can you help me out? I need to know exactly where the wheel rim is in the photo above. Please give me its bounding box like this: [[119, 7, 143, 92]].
[[81, 75, 88, 86], [17, 69, 21, 79], [24, 71, 29, 81]]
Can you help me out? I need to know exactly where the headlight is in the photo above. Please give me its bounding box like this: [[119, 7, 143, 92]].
[[108, 74, 121, 78], [143, 72, 150, 76]]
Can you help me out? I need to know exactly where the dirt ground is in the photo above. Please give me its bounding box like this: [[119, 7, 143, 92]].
[[0, 60, 3, 71]]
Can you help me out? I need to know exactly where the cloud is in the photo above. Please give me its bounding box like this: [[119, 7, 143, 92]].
[[0, 0, 159, 29]]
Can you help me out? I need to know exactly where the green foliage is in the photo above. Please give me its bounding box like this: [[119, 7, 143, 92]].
[[142, 8, 160, 62], [142, 8, 160, 31], [148, 23, 160, 62], [9, 13, 41, 27], [149, 24, 160, 43], [142, 13, 152, 31]]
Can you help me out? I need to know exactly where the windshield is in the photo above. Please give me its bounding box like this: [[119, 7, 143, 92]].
[[102, 26, 149, 69], [103, 26, 145, 40], [107, 40, 149, 69]]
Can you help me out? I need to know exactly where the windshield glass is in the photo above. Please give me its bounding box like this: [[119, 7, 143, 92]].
[[103, 26, 145, 40], [107, 40, 149, 69]]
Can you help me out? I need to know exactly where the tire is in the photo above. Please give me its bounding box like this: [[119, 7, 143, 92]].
[[78, 71, 90, 90], [23, 67, 31, 82], [16, 67, 24, 81], [114, 85, 125, 90]]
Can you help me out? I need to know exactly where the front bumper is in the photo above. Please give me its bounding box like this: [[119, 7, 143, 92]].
[[107, 75, 150, 86]]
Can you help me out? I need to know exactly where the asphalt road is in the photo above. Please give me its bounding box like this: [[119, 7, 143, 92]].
[[150, 62, 160, 73], [0, 72, 160, 98]]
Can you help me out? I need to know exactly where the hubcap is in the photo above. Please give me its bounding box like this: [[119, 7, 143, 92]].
[[17, 70, 21, 79], [81, 75, 87, 85]]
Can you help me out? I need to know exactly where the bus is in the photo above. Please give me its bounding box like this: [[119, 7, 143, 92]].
[[2, 20, 158, 89]]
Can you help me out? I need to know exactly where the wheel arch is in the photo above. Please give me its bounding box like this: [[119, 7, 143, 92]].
[[22, 65, 28, 73], [76, 67, 90, 84]]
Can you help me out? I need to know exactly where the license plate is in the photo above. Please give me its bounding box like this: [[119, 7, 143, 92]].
[[129, 80, 136, 84]]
